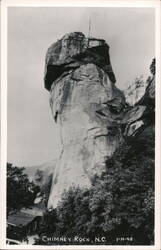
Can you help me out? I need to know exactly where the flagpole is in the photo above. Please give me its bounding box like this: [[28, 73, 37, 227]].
[[88, 17, 91, 38], [87, 17, 91, 48]]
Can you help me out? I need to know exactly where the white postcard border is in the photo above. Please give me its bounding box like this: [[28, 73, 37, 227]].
[[0, 0, 160, 249]]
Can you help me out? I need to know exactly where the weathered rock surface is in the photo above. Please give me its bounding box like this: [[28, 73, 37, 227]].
[[124, 76, 148, 107], [44, 32, 155, 209], [123, 75, 155, 137]]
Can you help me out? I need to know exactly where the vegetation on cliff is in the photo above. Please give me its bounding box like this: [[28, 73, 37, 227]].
[[35, 123, 154, 245]]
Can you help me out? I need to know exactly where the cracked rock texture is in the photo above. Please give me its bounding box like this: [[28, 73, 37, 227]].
[[44, 32, 155, 209], [124, 77, 147, 106]]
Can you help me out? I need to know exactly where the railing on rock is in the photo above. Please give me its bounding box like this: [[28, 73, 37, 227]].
[[64, 35, 106, 50]]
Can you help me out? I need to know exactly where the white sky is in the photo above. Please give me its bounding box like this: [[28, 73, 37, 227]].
[[7, 7, 155, 166]]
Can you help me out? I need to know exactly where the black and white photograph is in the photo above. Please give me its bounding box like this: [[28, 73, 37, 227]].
[[0, 0, 161, 249]]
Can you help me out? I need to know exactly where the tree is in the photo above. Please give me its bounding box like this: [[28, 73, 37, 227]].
[[35, 127, 154, 245], [7, 163, 40, 214], [87, 126, 154, 244], [150, 58, 155, 76], [56, 187, 91, 238]]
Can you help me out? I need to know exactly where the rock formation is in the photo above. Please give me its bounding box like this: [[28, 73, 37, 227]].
[[44, 32, 155, 209], [124, 76, 148, 106], [123, 74, 155, 137]]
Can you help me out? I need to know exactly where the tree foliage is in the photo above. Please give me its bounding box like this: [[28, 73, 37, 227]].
[[7, 163, 40, 214], [36, 125, 154, 245], [150, 58, 155, 76]]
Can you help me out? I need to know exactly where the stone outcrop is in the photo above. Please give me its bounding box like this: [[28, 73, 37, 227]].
[[44, 32, 155, 209], [124, 76, 148, 106], [123, 75, 155, 137]]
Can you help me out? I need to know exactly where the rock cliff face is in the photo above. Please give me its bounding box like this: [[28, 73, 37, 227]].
[[123, 75, 155, 137], [44, 32, 155, 209], [124, 76, 147, 106]]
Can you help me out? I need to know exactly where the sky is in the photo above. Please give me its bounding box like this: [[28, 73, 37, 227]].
[[7, 7, 155, 167]]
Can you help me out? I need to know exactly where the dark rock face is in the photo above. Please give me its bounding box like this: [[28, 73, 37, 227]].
[[44, 32, 116, 91], [44, 32, 155, 209]]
